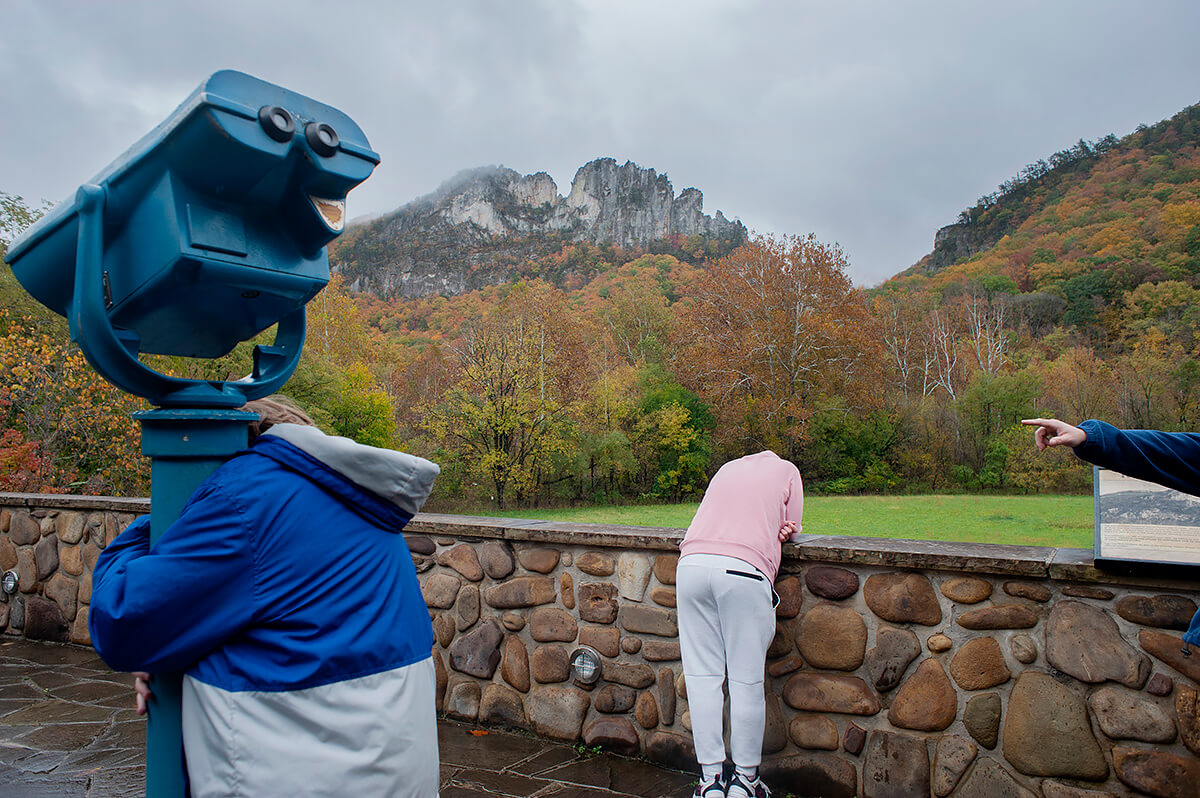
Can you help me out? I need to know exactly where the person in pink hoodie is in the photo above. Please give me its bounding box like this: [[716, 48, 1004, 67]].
[[677, 450, 803, 798]]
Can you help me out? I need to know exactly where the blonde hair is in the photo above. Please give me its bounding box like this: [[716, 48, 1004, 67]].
[[243, 396, 315, 441]]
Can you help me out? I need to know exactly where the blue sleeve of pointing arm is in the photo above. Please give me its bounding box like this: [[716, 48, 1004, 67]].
[[89, 480, 258, 673], [1075, 420, 1200, 498], [1185, 611, 1200, 648]]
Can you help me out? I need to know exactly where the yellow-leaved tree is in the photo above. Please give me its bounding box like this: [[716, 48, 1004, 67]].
[[419, 281, 584, 507]]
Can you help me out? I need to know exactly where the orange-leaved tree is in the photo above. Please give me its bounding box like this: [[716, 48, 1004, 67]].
[[674, 234, 882, 460]]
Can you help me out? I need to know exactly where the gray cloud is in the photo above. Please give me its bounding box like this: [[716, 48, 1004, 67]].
[[2, 0, 1198, 285]]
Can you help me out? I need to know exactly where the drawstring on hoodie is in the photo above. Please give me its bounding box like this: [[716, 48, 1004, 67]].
[[1184, 643, 1192, 658]]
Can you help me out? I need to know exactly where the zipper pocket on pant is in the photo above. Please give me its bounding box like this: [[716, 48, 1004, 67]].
[[726, 569, 763, 581]]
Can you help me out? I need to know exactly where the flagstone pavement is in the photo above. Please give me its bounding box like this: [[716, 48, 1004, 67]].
[[0, 638, 698, 797]]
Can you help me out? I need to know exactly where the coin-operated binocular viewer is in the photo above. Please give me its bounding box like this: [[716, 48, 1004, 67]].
[[7, 70, 379, 797]]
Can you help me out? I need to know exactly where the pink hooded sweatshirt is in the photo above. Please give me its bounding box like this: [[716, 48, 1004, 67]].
[[679, 450, 804, 583]]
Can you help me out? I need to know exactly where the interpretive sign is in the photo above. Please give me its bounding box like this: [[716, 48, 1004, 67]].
[[1094, 467, 1200, 567]]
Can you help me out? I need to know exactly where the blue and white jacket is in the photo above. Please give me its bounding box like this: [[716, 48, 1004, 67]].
[[90, 424, 440, 797], [1076, 419, 1200, 647]]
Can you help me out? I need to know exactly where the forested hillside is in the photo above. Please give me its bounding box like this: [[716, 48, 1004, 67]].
[[4, 101, 1200, 507], [872, 102, 1200, 496]]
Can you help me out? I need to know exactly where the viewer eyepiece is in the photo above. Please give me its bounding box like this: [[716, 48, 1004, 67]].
[[305, 122, 339, 156], [258, 105, 295, 142]]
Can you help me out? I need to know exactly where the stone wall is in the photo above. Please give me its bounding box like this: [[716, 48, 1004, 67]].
[[0, 495, 145, 645], [2, 493, 1199, 798]]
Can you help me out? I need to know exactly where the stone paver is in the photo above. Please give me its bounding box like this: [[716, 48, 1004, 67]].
[[0, 638, 696, 797]]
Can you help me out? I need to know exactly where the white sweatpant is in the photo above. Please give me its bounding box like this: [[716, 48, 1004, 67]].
[[677, 553, 776, 769]]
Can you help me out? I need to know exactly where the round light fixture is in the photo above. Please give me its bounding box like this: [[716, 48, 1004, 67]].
[[1, 570, 18, 595], [569, 646, 602, 685]]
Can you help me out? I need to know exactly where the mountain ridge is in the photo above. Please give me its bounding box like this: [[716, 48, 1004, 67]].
[[331, 158, 746, 299]]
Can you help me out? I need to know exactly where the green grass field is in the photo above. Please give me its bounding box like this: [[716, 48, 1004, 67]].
[[470, 494, 1095, 549]]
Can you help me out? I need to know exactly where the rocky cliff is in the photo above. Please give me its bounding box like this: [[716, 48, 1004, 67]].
[[904, 221, 1003, 276], [332, 159, 746, 299]]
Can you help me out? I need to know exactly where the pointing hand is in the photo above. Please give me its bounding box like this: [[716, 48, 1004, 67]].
[[1021, 418, 1087, 451]]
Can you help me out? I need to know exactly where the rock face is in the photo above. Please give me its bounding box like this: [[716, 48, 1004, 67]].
[[478, 541, 515, 578], [594, 684, 636, 713], [582, 717, 640, 755], [518, 547, 560, 574], [1010, 634, 1037, 664], [957, 604, 1038, 630], [949, 637, 1011, 690], [602, 661, 655, 689], [530, 607, 578, 642], [579, 625, 619, 658], [479, 683, 528, 729], [887, 659, 957, 732], [1112, 746, 1200, 798], [1178, 685, 1200, 755], [576, 552, 615, 576], [941, 577, 992, 604], [483, 576, 556, 609], [797, 603, 868, 670], [863, 627, 921, 691], [964, 692, 1002, 749], [618, 605, 676, 637], [501, 636, 530, 692], [617, 553, 652, 601], [531, 645, 570, 684], [1139, 628, 1200, 683], [23, 595, 67, 642], [657, 668, 676, 725], [863, 573, 942, 625], [1002, 581, 1051, 602], [578, 583, 619, 623], [805, 566, 860, 600], [931, 735, 977, 797], [643, 731, 698, 772], [1002, 672, 1107, 780], [862, 730, 930, 798], [920, 220, 1003, 274], [788, 714, 839, 750], [652, 554, 678, 585], [338, 159, 747, 299], [1045, 600, 1150, 687], [438, 544, 483, 581], [1115, 594, 1197, 630], [952, 758, 1038, 798], [761, 754, 858, 798], [527, 686, 590, 742], [774, 575, 803, 618], [449, 618, 503, 678], [422, 573, 461, 609], [1087, 685, 1176, 742], [446, 680, 482, 721], [763, 695, 788, 754], [783, 673, 880, 715]]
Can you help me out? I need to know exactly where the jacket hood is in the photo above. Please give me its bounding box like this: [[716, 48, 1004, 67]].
[[254, 424, 440, 530]]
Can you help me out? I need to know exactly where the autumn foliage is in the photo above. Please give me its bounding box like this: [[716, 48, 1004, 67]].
[[675, 235, 881, 461], [6, 101, 1200, 505]]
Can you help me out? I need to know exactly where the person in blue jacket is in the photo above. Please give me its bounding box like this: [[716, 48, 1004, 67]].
[[1023, 416, 1200, 652], [90, 398, 441, 797]]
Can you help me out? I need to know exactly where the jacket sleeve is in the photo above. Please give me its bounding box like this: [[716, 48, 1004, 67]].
[[1075, 420, 1200, 498], [89, 479, 258, 673]]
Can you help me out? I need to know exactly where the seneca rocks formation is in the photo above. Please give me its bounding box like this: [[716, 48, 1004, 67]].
[[335, 158, 746, 299]]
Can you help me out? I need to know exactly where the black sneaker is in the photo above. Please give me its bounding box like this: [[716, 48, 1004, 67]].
[[726, 771, 769, 798], [693, 773, 726, 798]]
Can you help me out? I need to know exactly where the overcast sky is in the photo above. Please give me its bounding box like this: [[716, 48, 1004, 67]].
[[3, 1, 1199, 286]]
